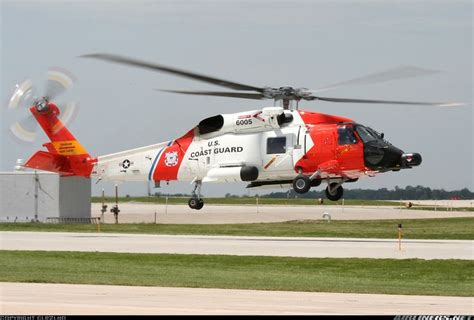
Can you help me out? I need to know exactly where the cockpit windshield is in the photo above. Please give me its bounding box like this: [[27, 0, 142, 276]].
[[355, 125, 379, 143], [366, 127, 384, 140]]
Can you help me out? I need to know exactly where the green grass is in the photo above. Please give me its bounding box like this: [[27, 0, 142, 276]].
[[1, 217, 473, 240], [0, 250, 471, 296], [92, 196, 401, 206]]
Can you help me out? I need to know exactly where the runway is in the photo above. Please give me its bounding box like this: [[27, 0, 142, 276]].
[[1, 231, 472, 260], [92, 203, 474, 224], [1, 282, 472, 315]]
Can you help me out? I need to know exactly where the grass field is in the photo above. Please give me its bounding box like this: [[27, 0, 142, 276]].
[[1, 217, 473, 239], [0, 250, 471, 297]]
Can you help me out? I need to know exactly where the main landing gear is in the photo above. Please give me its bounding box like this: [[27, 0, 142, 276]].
[[293, 168, 323, 195], [292, 171, 344, 202], [292, 174, 311, 194], [188, 180, 204, 210]]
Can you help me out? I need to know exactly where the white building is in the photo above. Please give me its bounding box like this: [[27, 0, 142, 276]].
[[0, 171, 91, 222]]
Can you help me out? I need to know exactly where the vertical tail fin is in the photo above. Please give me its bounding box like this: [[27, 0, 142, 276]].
[[24, 102, 95, 177]]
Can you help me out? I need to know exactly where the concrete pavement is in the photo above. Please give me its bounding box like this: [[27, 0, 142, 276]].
[[1, 231, 472, 260], [1, 282, 472, 315], [92, 203, 473, 224]]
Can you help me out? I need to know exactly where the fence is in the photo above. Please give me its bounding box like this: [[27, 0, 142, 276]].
[[45, 217, 101, 224]]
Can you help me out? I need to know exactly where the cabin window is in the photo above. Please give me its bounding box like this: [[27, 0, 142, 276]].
[[338, 127, 358, 145], [267, 137, 286, 154]]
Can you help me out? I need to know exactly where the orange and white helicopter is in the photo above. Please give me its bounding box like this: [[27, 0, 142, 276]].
[[19, 54, 462, 209]]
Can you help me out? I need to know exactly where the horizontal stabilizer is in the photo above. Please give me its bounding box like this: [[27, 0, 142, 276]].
[[25, 151, 75, 175], [25, 150, 94, 177]]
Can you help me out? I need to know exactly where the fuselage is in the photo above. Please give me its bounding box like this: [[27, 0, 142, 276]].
[[91, 107, 421, 186]]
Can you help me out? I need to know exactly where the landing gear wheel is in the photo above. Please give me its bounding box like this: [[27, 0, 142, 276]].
[[310, 179, 322, 187], [325, 183, 343, 201], [188, 198, 199, 209], [293, 175, 311, 194], [188, 198, 204, 210], [195, 199, 204, 210]]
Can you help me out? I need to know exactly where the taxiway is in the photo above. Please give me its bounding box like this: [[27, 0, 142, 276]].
[[92, 203, 473, 224], [1, 231, 472, 260]]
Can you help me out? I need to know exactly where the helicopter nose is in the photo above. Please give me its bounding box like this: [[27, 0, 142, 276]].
[[364, 142, 404, 169], [401, 153, 422, 167]]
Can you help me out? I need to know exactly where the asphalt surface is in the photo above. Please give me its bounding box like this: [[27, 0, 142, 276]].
[[92, 203, 473, 224], [1, 283, 472, 315], [1, 231, 472, 260]]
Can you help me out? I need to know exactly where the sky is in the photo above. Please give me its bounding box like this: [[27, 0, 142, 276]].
[[1, 0, 472, 197]]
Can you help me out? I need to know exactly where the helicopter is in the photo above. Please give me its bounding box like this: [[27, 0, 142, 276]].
[[21, 53, 462, 210]]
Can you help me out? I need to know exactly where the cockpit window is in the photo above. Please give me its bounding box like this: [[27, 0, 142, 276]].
[[366, 127, 384, 140], [355, 125, 378, 143], [337, 126, 358, 145]]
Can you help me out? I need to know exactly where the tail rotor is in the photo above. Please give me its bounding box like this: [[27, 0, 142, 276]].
[[7, 67, 78, 143]]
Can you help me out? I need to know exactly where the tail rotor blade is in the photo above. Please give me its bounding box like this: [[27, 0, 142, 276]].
[[10, 114, 38, 142], [53, 101, 78, 134], [44, 67, 75, 100], [8, 79, 37, 110]]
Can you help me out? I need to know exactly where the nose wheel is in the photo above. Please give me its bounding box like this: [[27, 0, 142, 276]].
[[325, 182, 344, 201], [188, 180, 204, 210]]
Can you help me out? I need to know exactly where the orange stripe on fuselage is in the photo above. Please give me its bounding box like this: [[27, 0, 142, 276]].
[[264, 156, 278, 170]]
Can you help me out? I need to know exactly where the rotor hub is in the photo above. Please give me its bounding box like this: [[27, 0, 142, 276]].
[[34, 97, 49, 112]]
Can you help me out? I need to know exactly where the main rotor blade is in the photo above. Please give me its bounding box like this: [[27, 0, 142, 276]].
[[81, 53, 264, 92], [157, 89, 265, 100], [312, 95, 464, 107], [314, 66, 440, 92]]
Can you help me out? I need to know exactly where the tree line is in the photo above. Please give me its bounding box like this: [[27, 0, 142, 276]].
[[152, 185, 473, 200], [259, 185, 473, 200]]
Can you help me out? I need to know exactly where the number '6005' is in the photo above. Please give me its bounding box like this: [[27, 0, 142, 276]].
[[236, 119, 253, 126]]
